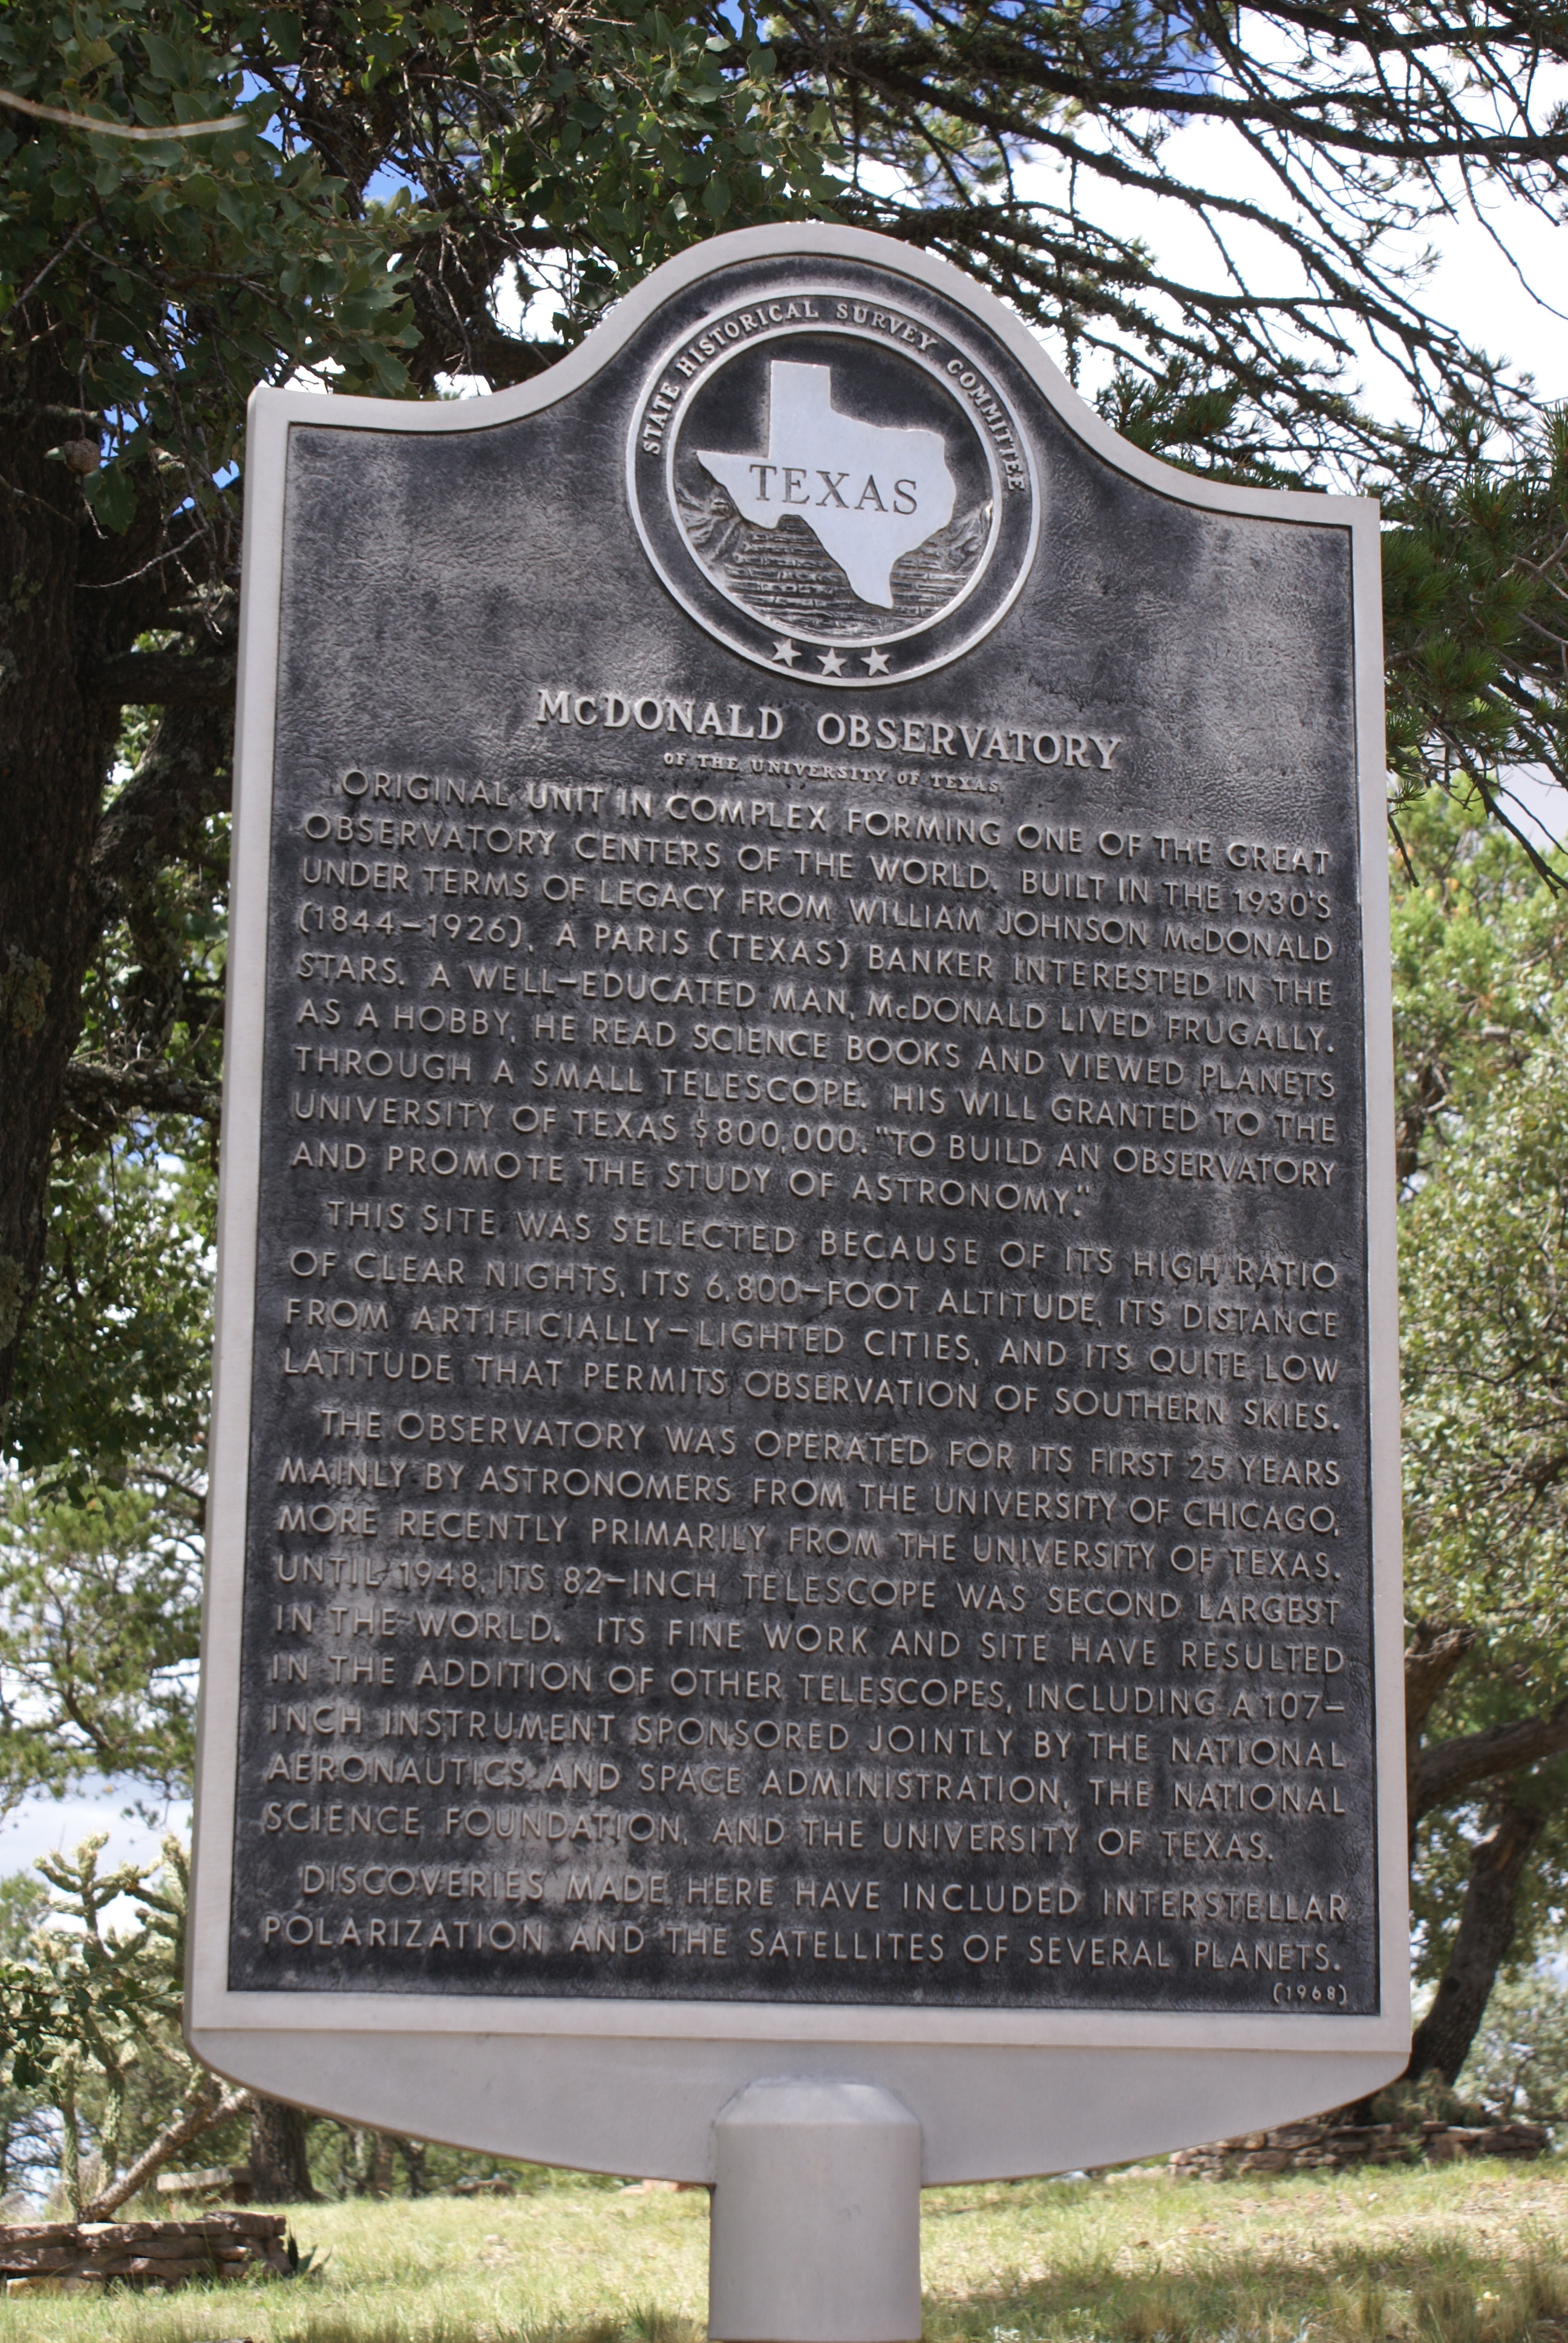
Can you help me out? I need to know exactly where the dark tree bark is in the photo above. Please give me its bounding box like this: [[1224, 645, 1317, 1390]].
[[1411, 1699, 1568, 1832], [366, 2131, 396, 2197], [94, 649, 236, 708], [0, 352, 140, 1428], [1406, 1776, 1549, 2087], [397, 2135, 429, 2196], [1405, 1620, 1480, 1855], [1403, 1631, 1568, 1841], [248, 2096, 316, 2201], [1367, 1632, 1568, 2114], [1404, 1620, 1480, 1747], [0, 332, 231, 1428]]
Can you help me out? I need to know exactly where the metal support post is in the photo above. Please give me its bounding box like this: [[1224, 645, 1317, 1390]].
[[708, 2079, 923, 2343]]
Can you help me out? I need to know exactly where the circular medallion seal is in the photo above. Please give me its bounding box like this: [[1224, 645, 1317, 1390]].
[[627, 283, 1038, 685]]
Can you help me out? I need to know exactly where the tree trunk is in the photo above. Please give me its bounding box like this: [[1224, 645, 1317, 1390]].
[[249, 2096, 316, 2201], [83, 2082, 251, 2220], [0, 336, 185, 1431], [397, 2135, 429, 2196], [0, 352, 130, 1426], [1406, 1777, 1547, 2086]]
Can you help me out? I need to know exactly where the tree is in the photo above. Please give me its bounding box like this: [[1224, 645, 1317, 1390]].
[[0, 1142, 211, 1812], [0, 1836, 249, 2214], [1382, 411, 1568, 886], [1458, 1936, 1568, 2122], [0, 1478, 202, 1814], [248, 2099, 316, 2201], [7, 0, 1568, 1438], [8, 1141, 215, 1490], [7, 0, 1568, 2160], [0, 1870, 70, 2203], [1391, 793, 1568, 2085], [772, 5, 1568, 467], [0, 0, 835, 1433]]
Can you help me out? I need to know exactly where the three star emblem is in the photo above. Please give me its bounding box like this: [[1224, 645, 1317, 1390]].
[[770, 639, 892, 677]]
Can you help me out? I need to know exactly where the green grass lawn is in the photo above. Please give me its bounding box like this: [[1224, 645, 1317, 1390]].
[[0, 2157, 1564, 2343]]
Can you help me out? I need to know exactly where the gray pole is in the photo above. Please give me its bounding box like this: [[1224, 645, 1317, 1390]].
[[709, 2082, 923, 2343]]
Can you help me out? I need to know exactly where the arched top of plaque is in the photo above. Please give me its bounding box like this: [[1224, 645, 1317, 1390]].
[[240, 223, 1381, 692]]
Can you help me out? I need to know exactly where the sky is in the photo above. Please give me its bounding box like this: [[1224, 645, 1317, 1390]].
[[0, 1783, 191, 1887], [1008, 105, 1568, 425]]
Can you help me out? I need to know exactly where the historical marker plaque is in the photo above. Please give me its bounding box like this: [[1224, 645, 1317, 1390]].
[[191, 226, 1408, 2177]]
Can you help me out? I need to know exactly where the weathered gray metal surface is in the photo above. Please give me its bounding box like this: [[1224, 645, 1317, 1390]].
[[189, 223, 1406, 2170]]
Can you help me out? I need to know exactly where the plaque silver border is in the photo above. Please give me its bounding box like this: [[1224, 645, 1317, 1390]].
[[191, 223, 1408, 2180]]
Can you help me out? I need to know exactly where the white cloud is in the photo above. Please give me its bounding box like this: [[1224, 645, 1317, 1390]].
[[0, 1783, 191, 1886]]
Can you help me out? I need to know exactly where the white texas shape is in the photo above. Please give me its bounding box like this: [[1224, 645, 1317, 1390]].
[[695, 361, 956, 609]]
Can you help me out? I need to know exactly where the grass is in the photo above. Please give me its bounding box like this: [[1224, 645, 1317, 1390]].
[[0, 2155, 1562, 2343]]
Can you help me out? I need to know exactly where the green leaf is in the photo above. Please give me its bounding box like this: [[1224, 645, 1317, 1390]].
[[264, 7, 302, 61], [139, 29, 194, 81], [81, 461, 137, 534]]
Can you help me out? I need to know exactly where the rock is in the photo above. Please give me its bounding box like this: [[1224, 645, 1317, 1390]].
[[0, 2212, 292, 2292], [1170, 2111, 1551, 2179]]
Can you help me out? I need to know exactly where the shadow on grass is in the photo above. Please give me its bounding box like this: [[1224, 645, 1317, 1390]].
[[227, 2310, 711, 2343], [241, 2239, 1568, 2343], [920, 2235, 1568, 2343], [10, 2186, 1566, 2343]]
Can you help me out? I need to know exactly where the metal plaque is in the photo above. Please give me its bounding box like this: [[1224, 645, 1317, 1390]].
[[190, 224, 1408, 2178]]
